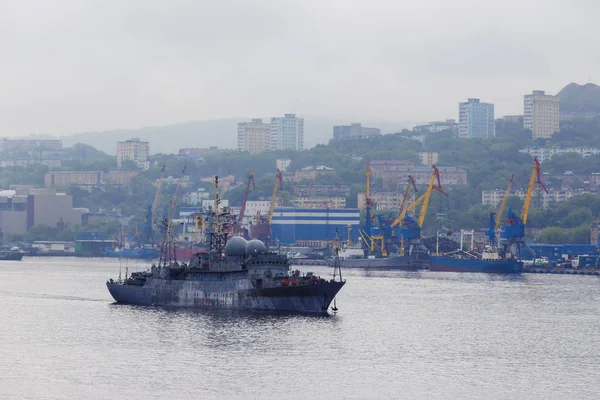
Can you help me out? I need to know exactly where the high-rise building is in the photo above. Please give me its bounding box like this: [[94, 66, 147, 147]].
[[116, 138, 150, 170], [237, 119, 271, 154], [458, 98, 495, 139], [270, 114, 304, 151], [524, 90, 560, 140]]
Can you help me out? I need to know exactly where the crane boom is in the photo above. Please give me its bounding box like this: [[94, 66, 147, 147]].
[[391, 176, 417, 227], [418, 165, 442, 228], [151, 165, 166, 225], [168, 166, 187, 226], [267, 169, 283, 225], [392, 184, 447, 227], [238, 170, 255, 227], [494, 174, 514, 229], [398, 175, 417, 219], [521, 157, 547, 225], [361, 161, 374, 254]]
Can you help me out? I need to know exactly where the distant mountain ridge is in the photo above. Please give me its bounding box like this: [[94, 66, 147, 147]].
[[558, 82, 600, 118], [60, 117, 415, 155]]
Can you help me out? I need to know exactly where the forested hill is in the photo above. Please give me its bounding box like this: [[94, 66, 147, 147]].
[[558, 82, 600, 118]]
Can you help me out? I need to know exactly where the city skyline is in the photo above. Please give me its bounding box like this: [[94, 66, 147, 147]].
[[0, 0, 598, 140]]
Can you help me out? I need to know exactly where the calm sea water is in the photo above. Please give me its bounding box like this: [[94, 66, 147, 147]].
[[1, 257, 599, 399]]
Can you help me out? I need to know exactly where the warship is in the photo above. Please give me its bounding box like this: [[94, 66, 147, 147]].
[[107, 175, 345, 313]]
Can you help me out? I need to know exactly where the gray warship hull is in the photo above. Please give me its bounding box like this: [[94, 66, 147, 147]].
[[107, 270, 344, 314]]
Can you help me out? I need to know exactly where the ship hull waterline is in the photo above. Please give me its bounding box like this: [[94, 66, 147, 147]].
[[331, 254, 427, 270], [107, 280, 345, 314]]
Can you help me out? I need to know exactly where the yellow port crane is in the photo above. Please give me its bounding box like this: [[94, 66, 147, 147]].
[[418, 165, 443, 228], [268, 169, 283, 225], [495, 174, 514, 230], [522, 157, 547, 225], [391, 176, 417, 228]]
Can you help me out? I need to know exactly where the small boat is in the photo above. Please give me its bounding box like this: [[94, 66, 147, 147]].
[[0, 246, 24, 261]]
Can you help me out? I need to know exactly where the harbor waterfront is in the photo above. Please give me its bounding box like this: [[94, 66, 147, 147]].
[[2, 257, 600, 399]]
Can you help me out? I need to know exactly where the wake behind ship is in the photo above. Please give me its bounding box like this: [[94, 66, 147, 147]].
[[107, 187, 345, 314]]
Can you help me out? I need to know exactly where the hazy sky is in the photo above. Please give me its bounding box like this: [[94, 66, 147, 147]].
[[1, 0, 598, 137]]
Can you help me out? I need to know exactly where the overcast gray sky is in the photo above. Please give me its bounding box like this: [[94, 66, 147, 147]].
[[1, 0, 598, 137]]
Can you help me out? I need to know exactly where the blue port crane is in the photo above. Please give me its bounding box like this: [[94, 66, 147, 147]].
[[399, 165, 447, 238], [358, 162, 376, 255], [501, 157, 547, 258], [385, 166, 447, 256]]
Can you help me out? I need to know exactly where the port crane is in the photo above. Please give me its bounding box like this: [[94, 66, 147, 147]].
[[138, 164, 166, 246], [396, 165, 447, 256], [151, 165, 166, 227], [250, 169, 283, 244], [235, 170, 255, 235], [397, 176, 417, 225], [501, 157, 547, 258], [364, 166, 446, 258], [369, 176, 417, 257], [357, 162, 377, 255], [485, 174, 514, 246]]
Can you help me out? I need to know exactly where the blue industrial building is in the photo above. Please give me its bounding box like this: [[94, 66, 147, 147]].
[[270, 207, 360, 245]]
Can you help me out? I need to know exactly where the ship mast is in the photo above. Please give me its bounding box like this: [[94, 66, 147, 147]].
[[159, 166, 186, 266], [209, 176, 229, 263]]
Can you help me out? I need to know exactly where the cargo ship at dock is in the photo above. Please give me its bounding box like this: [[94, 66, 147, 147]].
[[328, 244, 427, 270], [429, 247, 522, 274], [107, 175, 345, 314]]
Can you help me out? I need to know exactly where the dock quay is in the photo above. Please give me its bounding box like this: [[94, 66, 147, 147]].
[[523, 267, 600, 276]]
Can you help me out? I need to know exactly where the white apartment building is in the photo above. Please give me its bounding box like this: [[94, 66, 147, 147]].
[[524, 90, 560, 139], [458, 98, 495, 139], [116, 138, 150, 170], [237, 119, 271, 154], [270, 114, 304, 151], [519, 146, 600, 162]]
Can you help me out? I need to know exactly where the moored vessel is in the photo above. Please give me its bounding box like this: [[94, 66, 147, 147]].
[[328, 243, 427, 270], [107, 175, 345, 313], [105, 246, 159, 259], [429, 246, 522, 274]]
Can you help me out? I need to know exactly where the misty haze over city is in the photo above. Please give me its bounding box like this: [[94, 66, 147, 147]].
[[1, 0, 599, 149]]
